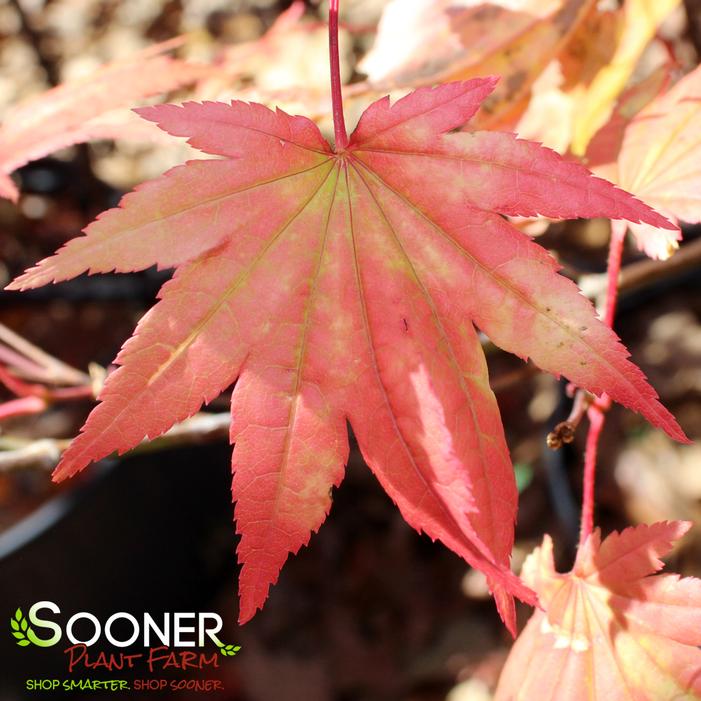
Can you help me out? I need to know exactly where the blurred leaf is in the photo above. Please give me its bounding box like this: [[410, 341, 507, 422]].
[[514, 463, 534, 493], [571, 0, 681, 155], [517, 0, 677, 155], [359, 0, 596, 128], [0, 38, 211, 202], [516, 7, 620, 152]]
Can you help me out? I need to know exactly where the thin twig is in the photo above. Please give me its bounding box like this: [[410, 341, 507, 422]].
[[0, 344, 47, 380], [0, 412, 231, 472], [0, 323, 90, 386], [0, 364, 92, 401]]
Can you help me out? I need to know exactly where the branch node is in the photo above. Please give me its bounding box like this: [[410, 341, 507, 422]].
[[546, 421, 576, 450]]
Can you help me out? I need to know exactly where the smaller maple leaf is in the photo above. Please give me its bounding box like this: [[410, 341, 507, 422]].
[[495, 521, 701, 701]]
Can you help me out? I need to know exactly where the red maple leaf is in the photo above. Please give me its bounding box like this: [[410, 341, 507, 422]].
[[8, 78, 686, 633], [496, 521, 701, 700]]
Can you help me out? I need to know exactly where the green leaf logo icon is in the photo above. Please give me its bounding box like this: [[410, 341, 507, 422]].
[[215, 641, 241, 657], [10, 608, 33, 647]]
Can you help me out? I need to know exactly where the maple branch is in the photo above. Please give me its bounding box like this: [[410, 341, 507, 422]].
[[0, 323, 97, 424], [0, 438, 69, 472], [546, 388, 591, 450], [328, 0, 349, 151], [606, 233, 701, 298], [578, 220, 626, 544], [0, 323, 94, 422], [0, 412, 231, 472]]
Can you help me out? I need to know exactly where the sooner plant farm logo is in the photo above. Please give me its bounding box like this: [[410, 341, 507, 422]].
[[10, 602, 240, 693]]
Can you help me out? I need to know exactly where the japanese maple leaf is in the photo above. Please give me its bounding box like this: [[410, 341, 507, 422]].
[[7, 78, 686, 633], [0, 40, 209, 202], [495, 521, 701, 700]]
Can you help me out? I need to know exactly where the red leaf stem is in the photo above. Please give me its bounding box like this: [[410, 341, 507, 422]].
[[328, 0, 348, 151], [579, 219, 627, 544]]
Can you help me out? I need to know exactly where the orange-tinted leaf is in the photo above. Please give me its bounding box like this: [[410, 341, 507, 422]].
[[584, 66, 670, 177], [495, 521, 701, 700], [359, 0, 595, 126], [8, 79, 685, 632], [518, 0, 677, 156], [0, 40, 209, 202], [516, 7, 621, 153], [570, 0, 681, 156]]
